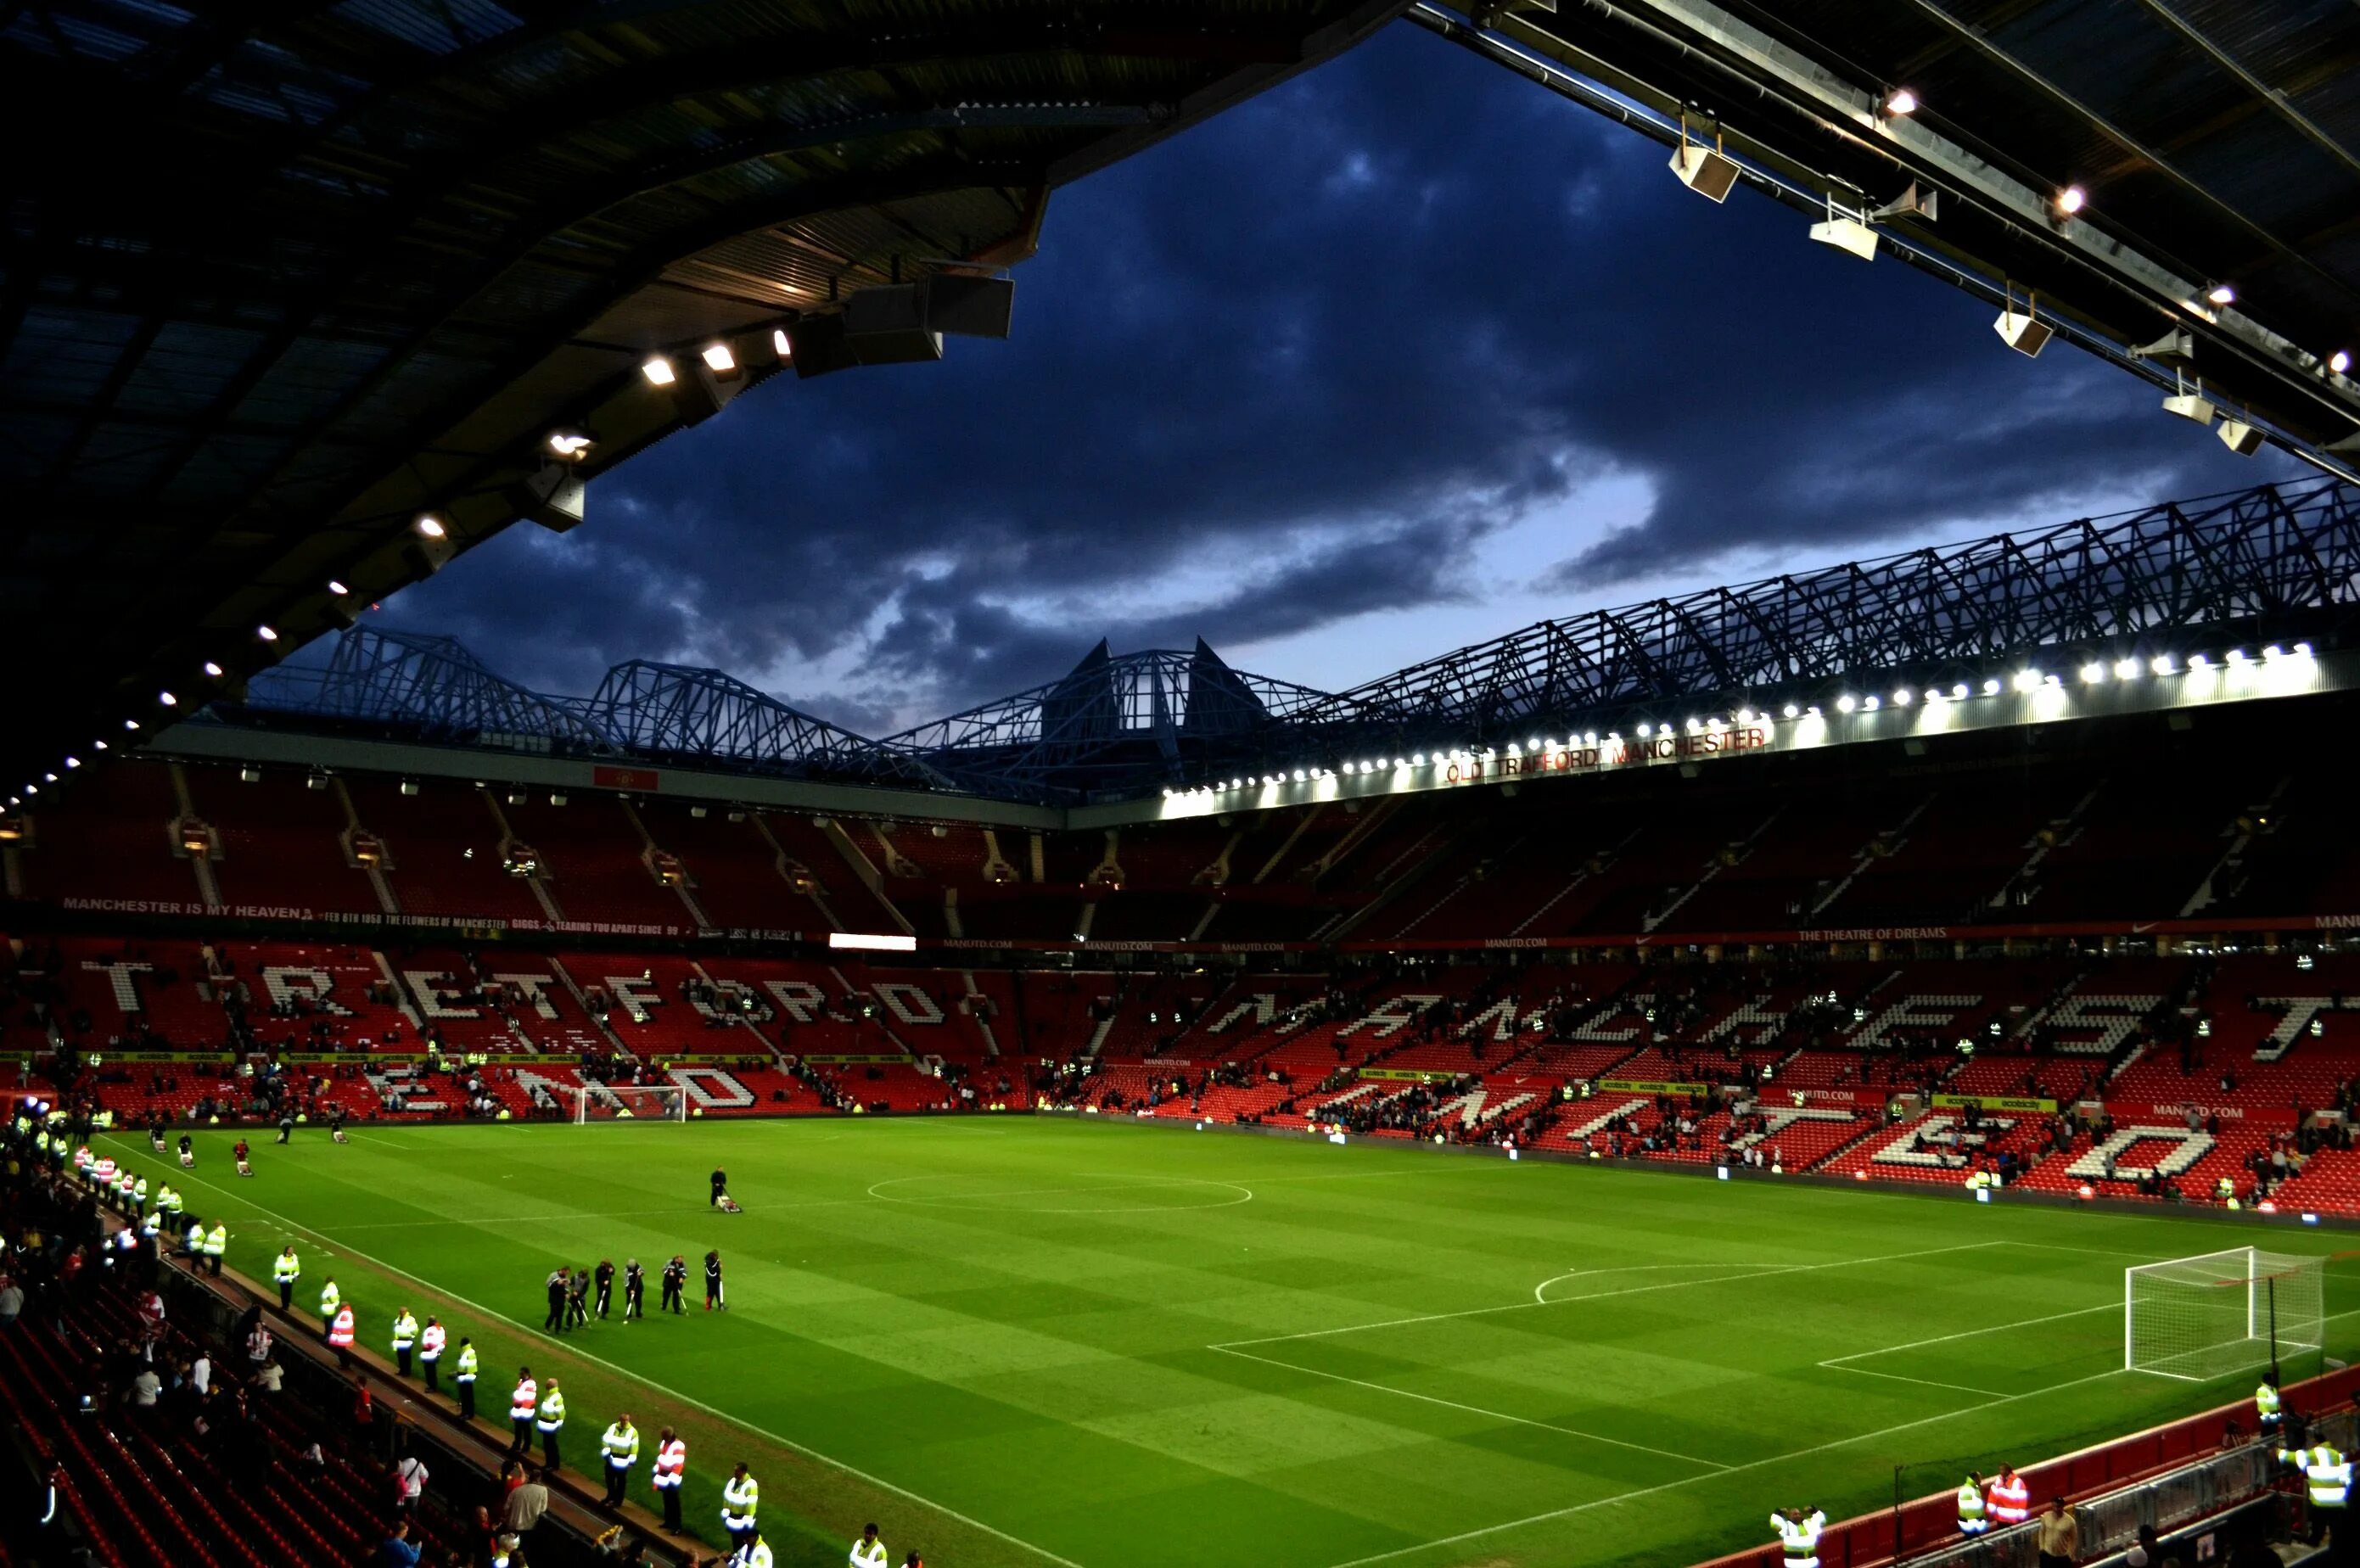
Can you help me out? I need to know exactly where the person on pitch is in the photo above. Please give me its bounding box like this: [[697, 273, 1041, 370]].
[[704, 1249, 725, 1312], [710, 1165, 728, 1207], [594, 1258, 615, 1320], [622, 1258, 645, 1321], [661, 1254, 687, 1314]]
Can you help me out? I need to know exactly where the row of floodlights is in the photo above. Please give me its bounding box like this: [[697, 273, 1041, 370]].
[[1671, 89, 2351, 394], [1153, 642, 2317, 802]]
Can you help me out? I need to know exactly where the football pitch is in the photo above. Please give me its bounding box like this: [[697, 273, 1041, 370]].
[[104, 1117, 2360, 1568]]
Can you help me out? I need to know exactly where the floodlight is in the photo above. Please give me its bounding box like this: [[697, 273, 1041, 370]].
[[1583, 731, 1598, 744], [93, 741, 106, 751], [2080, 662, 2106, 683], [2011, 669, 2042, 692], [2296, 642, 2313, 657], [1393, 758, 1407, 770], [772, 328, 793, 361], [2333, 351, 2352, 376], [1638, 723, 1654, 736], [124, 719, 139, 731], [64, 756, 77, 768], [1861, 695, 1881, 711], [1892, 689, 1912, 706], [641, 356, 677, 385], [1293, 770, 1307, 782], [158, 691, 177, 706], [415, 514, 446, 539], [1982, 678, 2001, 695], [1952, 684, 1968, 699], [1781, 703, 1799, 719], [2226, 647, 2248, 664], [202, 662, 224, 678], [255, 624, 277, 641], [1411, 753, 1426, 766], [2189, 653, 2211, 670], [2217, 416, 2264, 456], [1882, 88, 1917, 117], [546, 428, 594, 459], [1670, 126, 1741, 202], [327, 580, 348, 596], [2150, 655, 2175, 675], [2054, 184, 2087, 216], [1836, 695, 1857, 714], [700, 343, 737, 376], [2114, 658, 2139, 679], [42, 773, 56, 783], [2206, 283, 2235, 307]]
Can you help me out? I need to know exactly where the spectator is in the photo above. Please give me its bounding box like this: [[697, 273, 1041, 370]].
[[254, 1359, 283, 1394], [2035, 1496, 2077, 1568], [502, 1467, 551, 1537], [379, 1520, 423, 1568], [128, 1364, 160, 1410], [394, 1451, 429, 1512], [0, 1274, 20, 1329]]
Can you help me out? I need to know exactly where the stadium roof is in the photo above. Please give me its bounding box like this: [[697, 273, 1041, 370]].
[[1414, 0, 2360, 472], [169, 476, 2360, 811], [0, 0, 1405, 781]]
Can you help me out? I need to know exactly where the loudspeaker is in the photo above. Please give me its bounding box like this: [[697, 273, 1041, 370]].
[[1993, 307, 2052, 357], [2162, 391, 2217, 427], [1670, 143, 1740, 202], [510, 463, 586, 534], [844, 284, 944, 364], [920, 273, 1014, 339], [2217, 417, 2265, 456], [1808, 215, 1878, 261]]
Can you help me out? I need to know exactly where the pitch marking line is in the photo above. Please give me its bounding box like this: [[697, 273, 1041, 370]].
[[121, 1151, 1085, 1568]]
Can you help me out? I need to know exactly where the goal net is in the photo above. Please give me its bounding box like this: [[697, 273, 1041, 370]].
[[571, 1084, 688, 1124], [2125, 1247, 2324, 1381]]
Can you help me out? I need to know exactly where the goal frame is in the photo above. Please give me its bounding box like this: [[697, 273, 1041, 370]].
[[2124, 1246, 2324, 1382], [570, 1084, 688, 1124]]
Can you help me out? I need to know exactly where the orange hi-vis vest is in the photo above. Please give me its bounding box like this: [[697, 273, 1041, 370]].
[[653, 1438, 687, 1489], [511, 1379, 537, 1420], [1987, 1475, 2031, 1525], [328, 1308, 356, 1348]]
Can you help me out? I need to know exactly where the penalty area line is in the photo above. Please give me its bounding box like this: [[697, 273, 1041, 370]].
[[122, 1154, 1088, 1568]]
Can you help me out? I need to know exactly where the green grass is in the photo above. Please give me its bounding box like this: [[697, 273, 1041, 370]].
[[99, 1117, 2360, 1568]]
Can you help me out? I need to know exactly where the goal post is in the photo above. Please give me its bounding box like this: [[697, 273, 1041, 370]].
[[570, 1084, 688, 1124], [2125, 1247, 2324, 1381]]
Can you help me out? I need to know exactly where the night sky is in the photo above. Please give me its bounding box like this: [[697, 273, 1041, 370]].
[[389, 23, 2297, 736]]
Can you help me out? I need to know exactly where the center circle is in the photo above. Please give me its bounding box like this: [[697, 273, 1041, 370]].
[[866, 1173, 1253, 1214]]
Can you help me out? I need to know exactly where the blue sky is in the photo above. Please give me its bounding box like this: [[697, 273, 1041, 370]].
[[389, 21, 2296, 734]]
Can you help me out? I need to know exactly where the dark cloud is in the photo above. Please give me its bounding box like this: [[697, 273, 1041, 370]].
[[389, 21, 2296, 732]]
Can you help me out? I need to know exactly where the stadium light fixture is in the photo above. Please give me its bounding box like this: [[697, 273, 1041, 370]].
[[1583, 731, 1598, 745], [22, 785, 33, 796], [546, 428, 595, 459], [1638, 722, 1654, 736], [2044, 673, 2061, 688], [2333, 351, 2352, 376], [415, 514, 446, 539], [2206, 283, 2235, 307], [2114, 658, 2140, 680], [1781, 703, 1799, 719], [2079, 662, 2106, 683], [2151, 655, 2176, 675], [700, 343, 738, 377], [42, 772, 56, 783], [1393, 758, 1408, 770], [2264, 645, 2284, 661], [158, 690, 177, 707], [1982, 678, 2001, 696], [2054, 184, 2087, 217], [326, 580, 348, 596], [93, 740, 105, 751], [2296, 642, 2314, 658], [772, 328, 793, 361], [1881, 88, 1917, 118], [2226, 647, 2249, 664], [124, 719, 138, 731], [2189, 652, 2211, 670], [1804, 705, 1821, 718], [640, 356, 677, 386], [255, 624, 277, 642], [1835, 695, 1857, 714], [2011, 669, 2042, 692], [1892, 689, 1912, 706], [1861, 695, 1881, 711], [64, 756, 77, 769], [1952, 683, 1969, 699], [202, 661, 224, 678]]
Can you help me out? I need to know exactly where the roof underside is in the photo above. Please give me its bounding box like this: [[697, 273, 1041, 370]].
[[0, 0, 1405, 776]]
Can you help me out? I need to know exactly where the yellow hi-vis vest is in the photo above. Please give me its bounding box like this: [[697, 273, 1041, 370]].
[[273, 1252, 300, 1284], [536, 1388, 565, 1432], [1958, 1482, 1987, 1532], [2282, 1445, 2352, 1508], [1771, 1510, 1825, 1565], [203, 1224, 227, 1257], [850, 1536, 889, 1568], [2258, 1383, 2283, 1421], [742, 1543, 774, 1568], [602, 1423, 639, 1468], [452, 1345, 477, 1383], [319, 1282, 340, 1316], [720, 1474, 759, 1526], [391, 1312, 418, 1350]]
